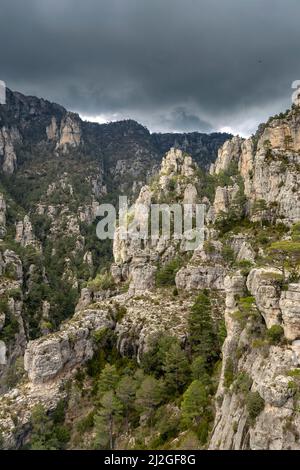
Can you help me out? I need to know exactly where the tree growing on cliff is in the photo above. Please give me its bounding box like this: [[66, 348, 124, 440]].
[[181, 380, 210, 444], [135, 376, 164, 428], [267, 240, 300, 280], [252, 199, 268, 226], [97, 364, 120, 395], [188, 292, 218, 365], [163, 342, 190, 395], [29, 404, 69, 450], [116, 375, 138, 431], [94, 390, 123, 449]]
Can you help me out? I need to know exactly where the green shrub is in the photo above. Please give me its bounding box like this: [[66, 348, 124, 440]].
[[0, 298, 10, 316], [4, 262, 17, 280], [224, 358, 235, 388], [155, 258, 182, 287], [233, 372, 253, 394], [246, 391, 265, 420], [7, 288, 22, 301], [76, 411, 95, 434], [266, 325, 284, 345], [221, 245, 235, 264], [87, 272, 115, 292], [292, 222, 300, 242], [287, 369, 300, 378], [203, 241, 215, 255], [114, 304, 127, 322], [236, 260, 253, 276], [0, 301, 19, 342], [191, 356, 211, 386]]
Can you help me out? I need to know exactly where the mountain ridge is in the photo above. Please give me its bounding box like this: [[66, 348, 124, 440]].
[[0, 90, 299, 451]]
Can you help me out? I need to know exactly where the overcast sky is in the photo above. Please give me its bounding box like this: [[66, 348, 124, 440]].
[[1, 0, 300, 136]]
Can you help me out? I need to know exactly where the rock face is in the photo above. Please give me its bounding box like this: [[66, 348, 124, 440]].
[[0, 247, 26, 392], [0, 381, 66, 449], [0, 127, 20, 174], [213, 184, 240, 215], [0, 249, 23, 284], [210, 136, 243, 175], [0, 192, 6, 238], [175, 264, 226, 291], [24, 308, 114, 384], [247, 268, 283, 328], [211, 108, 300, 225], [210, 271, 300, 450], [128, 264, 157, 294], [0, 341, 6, 365], [280, 284, 300, 341], [209, 345, 299, 450], [112, 148, 203, 291], [15, 215, 40, 249], [0, 88, 230, 182], [160, 147, 195, 177], [176, 241, 227, 291], [1, 286, 195, 447], [56, 113, 82, 153], [258, 114, 300, 151]]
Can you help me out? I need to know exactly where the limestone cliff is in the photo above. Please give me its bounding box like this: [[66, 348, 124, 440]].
[[0, 92, 299, 451]]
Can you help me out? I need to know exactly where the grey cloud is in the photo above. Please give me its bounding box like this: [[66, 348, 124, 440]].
[[1, 0, 300, 135]]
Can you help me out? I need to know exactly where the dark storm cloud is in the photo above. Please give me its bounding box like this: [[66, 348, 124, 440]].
[[1, 0, 300, 135]]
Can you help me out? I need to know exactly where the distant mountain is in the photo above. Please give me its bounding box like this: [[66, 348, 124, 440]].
[[0, 88, 231, 195]]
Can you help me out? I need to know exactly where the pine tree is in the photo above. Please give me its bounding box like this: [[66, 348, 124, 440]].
[[141, 334, 174, 377], [163, 342, 190, 395], [29, 404, 56, 450], [29, 403, 70, 450], [97, 364, 120, 396], [116, 375, 138, 431], [181, 380, 209, 427], [188, 292, 217, 364], [191, 356, 211, 386], [135, 376, 164, 427], [94, 391, 123, 449]]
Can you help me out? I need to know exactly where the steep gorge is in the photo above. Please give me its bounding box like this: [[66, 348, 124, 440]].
[[0, 91, 299, 450]]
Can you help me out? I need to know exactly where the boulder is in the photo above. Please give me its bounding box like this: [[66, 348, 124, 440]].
[[247, 268, 283, 327], [24, 308, 113, 383]]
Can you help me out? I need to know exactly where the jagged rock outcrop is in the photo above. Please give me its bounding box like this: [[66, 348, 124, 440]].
[[213, 184, 240, 215], [210, 271, 300, 450], [257, 114, 300, 151], [247, 268, 283, 328], [0, 341, 6, 365], [0, 127, 20, 174], [176, 241, 227, 291], [1, 88, 300, 451], [15, 215, 40, 249], [0, 285, 195, 447], [160, 147, 195, 178], [0, 381, 66, 449], [210, 136, 243, 175], [112, 148, 202, 291], [0, 193, 6, 239], [210, 345, 299, 450], [175, 264, 226, 291], [24, 307, 114, 384], [280, 284, 300, 341], [211, 108, 300, 225], [55, 113, 82, 153], [128, 264, 157, 294], [228, 234, 255, 262], [0, 249, 23, 284]]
